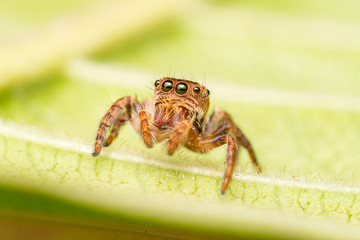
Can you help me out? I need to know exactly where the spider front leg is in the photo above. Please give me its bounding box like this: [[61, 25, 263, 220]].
[[167, 120, 192, 155], [222, 135, 238, 194], [103, 111, 129, 147], [233, 126, 261, 173], [205, 108, 261, 173], [184, 130, 238, 194], [138, 110, 154, 148], [93, 96, 137, 157]]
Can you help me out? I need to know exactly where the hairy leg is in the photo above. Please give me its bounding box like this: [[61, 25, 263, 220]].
[[167, 120, 192, 155], [222, 135, 238, 194], [184, 130, 238, 194], [103, 111, 129, 147], [232, 127, 261, 173], [139, 110, 154, 148], [204, 108, 261, 173], [204, 108, 233, 135], [93, 96, 137, 156]]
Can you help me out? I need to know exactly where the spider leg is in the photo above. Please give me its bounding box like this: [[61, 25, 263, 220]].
[[232, 126, 261, 173], [184, 108, 261, 194], [204, 108, 261, 173], [184, 130, 238, 194], [103, 111, 129, 147], [223, 135, 238, 194], [139, 110, 154, 148], [93, 96, 137, 156], [167, 120, 192, 155]]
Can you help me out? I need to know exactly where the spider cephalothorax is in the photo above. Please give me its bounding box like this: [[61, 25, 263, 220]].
[[93, 77, 261, 194], [153, 78, 209, 141]]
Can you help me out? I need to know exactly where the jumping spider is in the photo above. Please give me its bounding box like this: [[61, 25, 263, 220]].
[[92, 77, 261, 194]]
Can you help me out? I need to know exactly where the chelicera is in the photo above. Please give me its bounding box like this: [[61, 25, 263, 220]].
[[92, 77, 261, 194]]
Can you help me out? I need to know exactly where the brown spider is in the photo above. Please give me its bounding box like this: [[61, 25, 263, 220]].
[[92, 77, 261, 194]]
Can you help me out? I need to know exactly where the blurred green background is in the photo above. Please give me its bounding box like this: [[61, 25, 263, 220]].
[[1, 0, 360, 239]]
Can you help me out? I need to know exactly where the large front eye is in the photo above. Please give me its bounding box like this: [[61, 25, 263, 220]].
[[175, 83, 188, 95], [162, 80, 173, 92]]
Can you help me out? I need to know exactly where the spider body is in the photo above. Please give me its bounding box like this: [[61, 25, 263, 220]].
[[93, 77, 261, 194]]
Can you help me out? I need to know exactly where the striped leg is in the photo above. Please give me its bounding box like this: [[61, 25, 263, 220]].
[[93, 96, 137, 156], [139, 110, 154, 148], [204, 108, 261, 173], [167, 120, 192, 155], [184, 131, 238, 194], [103, 111, 129, 147]]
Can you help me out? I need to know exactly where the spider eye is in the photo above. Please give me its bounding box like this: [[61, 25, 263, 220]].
[[193, 87, 200, 94], [175, 83, 188, 95], [162, 80, 173, 92], [154, 80, 160, 87], [207, 89, 210, 95]]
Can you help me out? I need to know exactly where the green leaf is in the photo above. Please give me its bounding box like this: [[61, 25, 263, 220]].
[[2, 0, 360, 239], [1, 69, 360, 238], [2, 119, 360, 240]]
